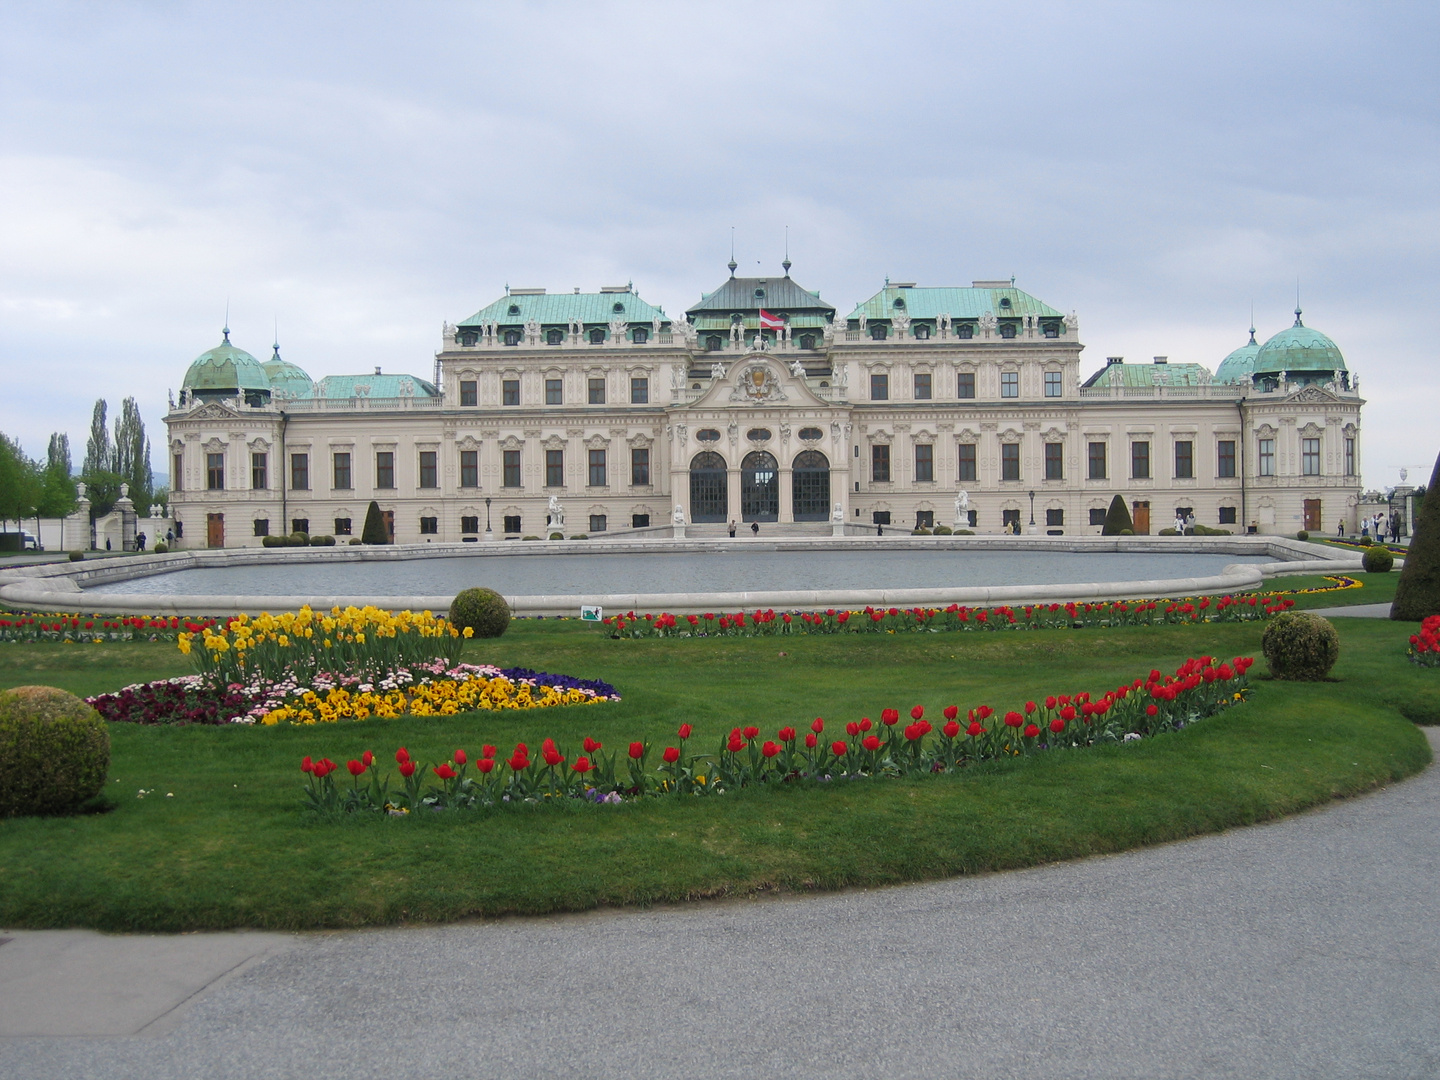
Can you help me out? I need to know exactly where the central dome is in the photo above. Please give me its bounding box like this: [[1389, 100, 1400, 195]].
[[182, 330, 271, 401], [1253, 311, 1346, 378]]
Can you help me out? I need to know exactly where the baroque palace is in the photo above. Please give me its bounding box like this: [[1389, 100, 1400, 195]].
[[165, 263, 1363, 547]]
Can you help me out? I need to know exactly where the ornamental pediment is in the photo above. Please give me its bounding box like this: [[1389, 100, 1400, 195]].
[[684, 354, 833, 411], [188, 401, 242, 421], [1288, 384, 1342, 404]]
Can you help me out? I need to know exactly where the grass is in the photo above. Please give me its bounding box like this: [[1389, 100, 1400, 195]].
[[0, 616, 1432, 931], [1267, 571, 1399, 609]]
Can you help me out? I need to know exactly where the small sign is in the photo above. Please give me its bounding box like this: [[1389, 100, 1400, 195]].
[[580, 606, 603, 622]]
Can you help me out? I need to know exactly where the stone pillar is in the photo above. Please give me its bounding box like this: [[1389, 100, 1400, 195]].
[[115, 484, 137, 552], [778, 465, 793, 524], [727, 465, 742, 524]]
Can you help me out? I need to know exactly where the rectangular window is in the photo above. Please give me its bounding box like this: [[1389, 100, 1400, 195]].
[[288, 518, 307, 537], [418, 451, 438, 489], [588, 449, 606, 487], [1089, 508, 1107, 526], [913, 372, 932, 400], [631, 447, 650, 486], [958, 443, 977, 482], [1258, 438, 1275, 477], [250, 452, 267, 491], [1174, 440, 1193, 479], [460, 516, 478, 534], [375, 451, 395, 489], [871, 444, 891, 482], [459, 450, 478, 488], [459, 380, 477, 407], [1218, 506, 1237, 524], [870, 373, 889, 401], [1302, 437, 1321, 476], [957, 371, 975, 399], [503, 514, 522, 534], [1001, 371, 1019, 398], [1088, 442, 1106, 480], [1131, 441, 1150, 480], [632, 513, 650, 528], [419, 516, 438, 535], [503, 450, 521, 488], [253, 519, 269, 537], [172, 452, 183, 491], [589, 514, 607, 533], [588, 378, 606, 405], [1044, 370, 1063, 397], [916, 510, 934, 529], [1001, 443, 1021, 481], [545, 378, 563, 405], [289, 453, 308, 491], [502, 379, 520, 406], [1217, 440, 1236, 478], [207, 452, 225, 491], [1044, 442, 1064, 481], [631, 377, 649, 404], [545, 449, 564, 487], [1344, 437, 1355, 476], [334, 518, 352, 535], [332, 452, 351, 489], [914, 444, 934, 482], [1046, 508, 1064, 527]]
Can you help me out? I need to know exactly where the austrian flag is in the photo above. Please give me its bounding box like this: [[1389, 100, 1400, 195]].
[[758, 309, 784, 329]]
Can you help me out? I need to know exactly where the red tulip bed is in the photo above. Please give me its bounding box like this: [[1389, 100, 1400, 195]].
[[299, 654, 1254, 814], [603, 595, 1294, 638], [1409, 615, 1440, 667], [0, 611, 219, 643]]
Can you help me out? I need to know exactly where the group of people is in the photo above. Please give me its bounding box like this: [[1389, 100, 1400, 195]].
[[1172, 512, 1198, 535], [1355, 512, 1401, 544]]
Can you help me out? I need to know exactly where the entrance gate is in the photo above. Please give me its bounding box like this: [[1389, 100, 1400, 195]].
[[1303, 499, 1322, 532], [1132, 500, 1151, 535], [791, 450, 830, 522], [741, 451, 779, 522], [689, 452, 728, 523], [206, 513, 224, 548]]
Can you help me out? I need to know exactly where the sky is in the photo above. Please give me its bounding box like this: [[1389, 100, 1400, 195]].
[[1, 0, 1437, 489]]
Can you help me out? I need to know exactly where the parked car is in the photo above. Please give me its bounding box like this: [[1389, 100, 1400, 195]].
[[1, 531, 38, 550]]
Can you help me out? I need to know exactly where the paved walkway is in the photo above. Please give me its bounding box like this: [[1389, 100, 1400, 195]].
[[1305, 602, 1395, 618], [2, 729, 1437, 1079]]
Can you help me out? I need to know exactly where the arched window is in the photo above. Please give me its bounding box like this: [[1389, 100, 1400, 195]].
[[459, 330, 478, 346], [914, 324, 930, 340], [799, 334, 815, 350], [706, 335, 723, 351], [870, 324, 888, 341], [741, 451, 779, 522], [546, 328, 563, 345], [792, 449, 830, 522], [632, 327, 648, 344], [589, 328, 605, 344], [957, 324, 974, 339], [999, 323, 1017, 339], [689, 451, 728, 523]]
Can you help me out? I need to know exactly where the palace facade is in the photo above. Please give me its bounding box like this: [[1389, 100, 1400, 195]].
[[164, 266, 1364, 547]]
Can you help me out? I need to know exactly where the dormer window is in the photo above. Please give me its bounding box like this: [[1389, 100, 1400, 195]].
[[914, 324, 930, 340], [893, 297, 906, 309], [632, 327, 648, 343], [1043, 323, 1059, 339], [957, 324, 974, 339], [612, 302, 625, 313], [508, 304, 521, 316], [706, 335, 722, 351], [999, 323, 1017, 339], [999, 297, 1012, 309], [754, 288, 765, 299], [799, 334, 816, 350], [870, 323, 888, 341], [546, 329, 563, 345], [459, 330, 478, 346], [589, 328, 605, 344], [503, 329, 521, 346]]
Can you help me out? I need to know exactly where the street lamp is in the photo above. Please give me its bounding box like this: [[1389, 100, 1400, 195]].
[[1028, 490, 1035, 526], [484, 497, 493, 541]]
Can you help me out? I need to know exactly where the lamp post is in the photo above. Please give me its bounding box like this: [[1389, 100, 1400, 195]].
[[1028, 489, 1036, 535], [484, 497, 493, 541]]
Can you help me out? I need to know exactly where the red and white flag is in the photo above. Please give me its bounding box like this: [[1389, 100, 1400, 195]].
[[758, 309, 784, 329]]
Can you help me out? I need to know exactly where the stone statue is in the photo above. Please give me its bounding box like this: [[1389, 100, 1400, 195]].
[[790, 358, 806, 377], [672, 504, 686, 526], [938, 313, 951, 337], [1063, 310, 1079, 329], [857, 312, 868, 331], [892, 311, 911, 338], [730, 320, 743, 347], [76, 481, 87, 499], [168, 389, 175, 409], [671, 365, 685, 390], [832, 503, 844, 524], [120, 483, 129, 498], [547, 495, 564, 529], [978, 311, 998, 333], [954, 490, 970, 525], [710, 360, 727, 380], [652, 317, 662, 339], [835, 363, 849, 388], [609, 316, 628, 343], [824, 319, 839, 344], [524, 318, 541, 345]]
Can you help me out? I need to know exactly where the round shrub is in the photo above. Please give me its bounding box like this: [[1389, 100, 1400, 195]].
[[448, 587, 511, 639], [912, 527, 932, 535], [68, 551, 85, 562], [933, 525, 953, 535], [1296, 530, 1310, 542], [568, 534, 588, 540], [309, 534, 336, 547], [1363, 545, 1394, 573], [1119, 528, 1134, 536], [549, 532, 564, 540], [1261, 612, 1341, 681], [349, 538, 362, 545], [953, 529, 975, 535], [0, 686, 110, 817], [522, 535, 541, 541]]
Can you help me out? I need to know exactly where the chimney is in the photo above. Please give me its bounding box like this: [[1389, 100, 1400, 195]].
[[374, 366, 382, 375], [1153, 356, 1168, 364], [1106, 356, 1124, 365]]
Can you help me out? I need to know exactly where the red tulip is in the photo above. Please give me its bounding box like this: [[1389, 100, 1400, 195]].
[[1044, 696, 1057, 710], [943, 705, 959, 722], [662, 746, 680, 764], [910, 705, 924, 721], [1004, 711, 1023, 728], [903, 723, 923, 742], [943, 720, 960, 738], [804, 732, 818, 748], [361, 750, 374, 767], [742, 726, 759, 739], [434, 763, 456, 780], [1025, 701, 1037, 715], [573, 757, 591, 774], [399, 760, 417, 778], [482, 744, 497, 759], [628, 742, 645, 759], [1060, 706, 1077, 722], [1049, 718, 1066, 734], [811, 717, 825, 733], [543, 746, 564, 767], [1146, 704, 1159, 717], [396, 747, 410, 764], [347, 759, 366, 776], [678, 723, 692, 739], [977, 705, 993, 720], [477, 758, 495, 774], [832, 740, 848, 756], [881, 708, 900, 725], [846, 721, 860, 737], [860, 717, 873, 732], [454, 749, 467, 765], [727, 734, 745, 753], [1024, 723, 1040, 738], [778, 726, 796, 742], [301, 756, 314, 773], [862, 734, 882, 752], [583, 737, 601, 753]]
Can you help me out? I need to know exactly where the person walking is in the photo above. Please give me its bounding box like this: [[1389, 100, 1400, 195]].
[[136, 531, 146, 552], [1337, 518, 1345, 538], [1173, 513, 1185, 535], [728, 520, 736, 538], [750, 521, 759, 537]]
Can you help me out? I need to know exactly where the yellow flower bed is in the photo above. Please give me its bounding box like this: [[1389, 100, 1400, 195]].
[[259, 672, 602, 725]]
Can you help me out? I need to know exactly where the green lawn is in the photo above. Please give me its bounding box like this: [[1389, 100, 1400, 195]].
[[1266, 571, 1399, 609], [0, 616, 1432, 931]]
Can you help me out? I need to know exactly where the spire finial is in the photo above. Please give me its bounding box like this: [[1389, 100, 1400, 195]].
[[1249, 300, 1256, 343], [728, 227, 737, 276], [273, 316, 280, 357], [782, 226, 791, 276], [1294, 279, 1303, 325], [223, 299, 230, 342]]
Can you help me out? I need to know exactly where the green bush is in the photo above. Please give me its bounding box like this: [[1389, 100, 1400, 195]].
[[1261, 611, 1340, 681], [522, 535, 541, 541], [1101, 494, 1133, 536], [261, 535, 282, 548], [1158, 528, 1178, 536], [152, 542, 168, 554], [952, 529, 975, 535], [1362, 546, 1394, 573], [290, 532, 309, 546], [1296, 530, 1310, 542], [448, 587, 511, 639], [0, 686, 111, 817], [912, 527, 932, 535], [361, 501, 389, 545], [932, 525, 953, 535], [68, 551, 85, 562], [1393, 448, 1440, 621], [309, 535, 336, 547], [568, 534, 589, 540], [348, 538, 362, 546], [1192, 524, 1231, 536], [549, 532, 564, 540]]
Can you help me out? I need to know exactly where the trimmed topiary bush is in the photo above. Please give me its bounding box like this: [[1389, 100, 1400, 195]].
[[1394, 448, 1440, 621], [348, 538, 362, 545], [1363, 546, 1394, 573], [309, 535, 336, 547], [548, 532, 564, 540], [952, 529, 974, 535], [0, 686, 111, 817], [68, 551, 85, 561], [1101, 494, 1133, 535], [448, 587, 511, 639], [1262, 611, 1341, 681], [1296, 530, 1310, 542], [522, 535, 541, 541], [568, 534, 588, 540], [912, 527, 932, 535], [361, 501, 389, 545], [933, 525, 953, 535]]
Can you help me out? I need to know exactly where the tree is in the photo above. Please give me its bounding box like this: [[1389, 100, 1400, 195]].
[[1101, 494, 1134, 535], [47, 432, 71, 477], [83, 400, 111, 476], [113, 397, 153, 510], [1392, 448, 1440, 621], [361, 500, 389, 545], [0, 433, 42, 530]]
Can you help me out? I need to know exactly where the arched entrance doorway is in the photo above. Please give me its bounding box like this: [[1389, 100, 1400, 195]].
[[792, 450, 830, 521], [741, 451, 779, 522], [689, 451, 728, 522]]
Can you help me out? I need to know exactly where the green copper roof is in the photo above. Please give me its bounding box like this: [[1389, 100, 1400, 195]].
[[314, 373, 439, 400], [181, 331, 271, 394], [847, 284, 1063, 323], [1214, 329, 1262, 384], [459, 288, 668, 328], [1082, 360, 1213, 389], [261, 346, 315, 400], [687, 275, 835, 316], [1253, 311, 1346, 375]]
